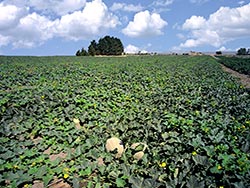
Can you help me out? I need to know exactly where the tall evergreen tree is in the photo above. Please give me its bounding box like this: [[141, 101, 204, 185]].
[[88, 40, 98, 56]]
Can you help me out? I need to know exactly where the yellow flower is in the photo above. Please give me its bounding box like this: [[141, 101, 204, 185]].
[[204, 128, 209, 133], [41, 95, 45, 99], [195, 110, 200, 116], [23, 184, 29, 188], [64, 173, 69, 179], [13, 165, 19, 169], [31, 162, 36, 167], [192, 151, 197, 156], [219, 186, 224, 188], [159, 162, 167, 168], [217, 165, 222, 170]]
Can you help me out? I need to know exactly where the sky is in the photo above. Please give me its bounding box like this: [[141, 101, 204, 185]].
[[0, 0, 250, 55]]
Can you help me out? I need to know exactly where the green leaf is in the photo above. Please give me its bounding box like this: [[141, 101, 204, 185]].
[[186, 175, 204, 188], [129, 175, 143, 188], [116, 178, 126, 187], [43, 174, 53, 186], [36, 165, 47, 178], [192, 155, 208, 166], [79, 166, 92, 177]]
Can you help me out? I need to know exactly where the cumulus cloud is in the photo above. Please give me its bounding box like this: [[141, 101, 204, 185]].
[[12, 13, 55, 48], [29, 0, 86, 16], [110, 3, 144, 12], [122, 10, 167, 37], [238, 1, 245, 5], [54, 0, 119, 40], [0, 11, 54, 48], [182, 16, 206, 30], [124, 44, 140, 54], [3, 0, 86, 16], [0, 3, 28, 30], [179, 3, 250, 48], [217, 46, 233, 52], [0, 3, 54, 48], [0, 0, 119, 48]]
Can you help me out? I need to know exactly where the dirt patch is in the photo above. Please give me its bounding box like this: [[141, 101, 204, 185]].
[[47, 179, 71, 188], [221, 64, 250, 88]]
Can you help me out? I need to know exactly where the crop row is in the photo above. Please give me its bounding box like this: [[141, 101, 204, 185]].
[[216, 56, 250, 75], [0, 56, 249, 188]]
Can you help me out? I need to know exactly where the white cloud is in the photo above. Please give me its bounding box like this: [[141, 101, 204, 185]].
[[122, 10, 167, 37], [217, 46, 233, 52], [110, 3, 143, 12], [238, 1, 245, 5], [125, 44, 149, 54], [3, 0, 86, 16], [0, 3, 28, 30], [0, 34, 11, 47], [54, 0, 119, 40], [0, 0, 119, 48], [179, 3, 250, 49], [151, 0, 174, 12], [0, 3, 53, 48], [29, 0, 86, 16], [125, 44, 140, 54], [152, 0, 174, 6], [12, 13, 54, 48], [182, 16, 206, 30]]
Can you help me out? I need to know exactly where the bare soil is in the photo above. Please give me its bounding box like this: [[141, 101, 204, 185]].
[[211, 55, 250, 88], [220, 64, 250, 88]]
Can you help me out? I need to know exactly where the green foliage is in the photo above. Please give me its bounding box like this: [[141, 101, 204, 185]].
[[0, 55, 249, 187], [216, 51, 222, 55], [76, 48, 88, 56], [97, 36, 124, 56], [237, 48, 250, 55], [77, 36, 124, 56], [216, 56, 250, 75], [88, 40, 99, 56]]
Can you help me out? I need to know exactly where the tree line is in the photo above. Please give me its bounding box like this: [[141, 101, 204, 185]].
[[76, 35, 124, 56], [237, 48, 250, 55]]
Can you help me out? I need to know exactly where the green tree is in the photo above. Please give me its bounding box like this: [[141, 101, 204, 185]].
[[77, 36, 124, 56], [97, 36, 124, 55], [88, 40, 98, 56], [75, 48, 88, 56], [216, 51, 222, 55], [80, 48, 88, 56], [76, 50, 81, 56], [237, 48, 247, 55]]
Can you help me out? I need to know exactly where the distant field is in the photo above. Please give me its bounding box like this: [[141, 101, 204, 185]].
[[216, 55, 250, 75], [0, 56, 249, 187]]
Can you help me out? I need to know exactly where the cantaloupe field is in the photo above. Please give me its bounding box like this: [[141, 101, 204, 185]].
[[0, 55, 249, 188]]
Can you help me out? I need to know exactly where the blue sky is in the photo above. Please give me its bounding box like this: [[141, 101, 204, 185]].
[[0, 0, 249, 55]]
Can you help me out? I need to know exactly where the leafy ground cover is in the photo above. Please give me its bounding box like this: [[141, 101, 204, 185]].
[[0, 55, 249, 188], [216, 56, 250, 75]]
